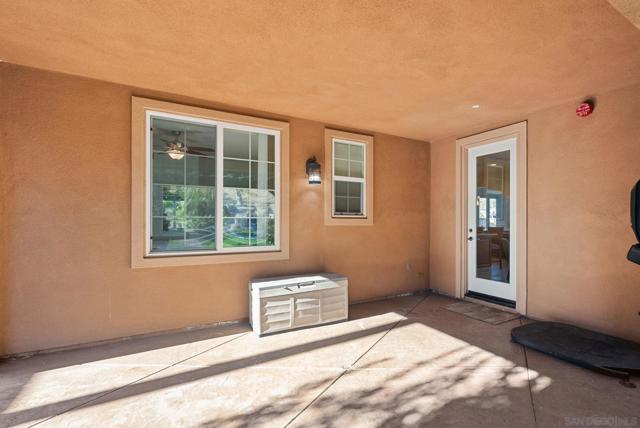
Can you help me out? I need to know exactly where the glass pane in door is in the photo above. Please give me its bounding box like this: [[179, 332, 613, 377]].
[[476, 150, 510, 283]]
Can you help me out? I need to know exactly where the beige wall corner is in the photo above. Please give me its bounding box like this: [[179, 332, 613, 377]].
[[428, 139, 457, 296], [607, 0, 640, 30]]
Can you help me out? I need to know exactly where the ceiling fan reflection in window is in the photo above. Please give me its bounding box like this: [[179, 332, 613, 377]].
[[159, 130, 215, 160]]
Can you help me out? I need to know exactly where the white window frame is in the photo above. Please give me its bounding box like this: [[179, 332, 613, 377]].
[[331, 138, 367, 218], [145, 110, 281, 257], [323, 128, 374, 226]]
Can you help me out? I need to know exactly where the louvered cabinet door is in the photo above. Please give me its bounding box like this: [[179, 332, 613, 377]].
[[261, 296, 293, 334], [320, 286, 348, 323], [292, 291, 321, 328]]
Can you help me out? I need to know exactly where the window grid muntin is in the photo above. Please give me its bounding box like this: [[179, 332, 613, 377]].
[[146, 110, 280, 256], [332, 138, 366, 217]]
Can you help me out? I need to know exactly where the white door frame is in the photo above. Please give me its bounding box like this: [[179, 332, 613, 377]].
[[455, 122, 528, 314]]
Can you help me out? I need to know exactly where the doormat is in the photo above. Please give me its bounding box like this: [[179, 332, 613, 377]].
[[444, 301, 520, 325]]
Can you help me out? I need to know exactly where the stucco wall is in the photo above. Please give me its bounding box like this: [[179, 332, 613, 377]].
[[0, 64, 430, 355], [430, 83, 640, 341]]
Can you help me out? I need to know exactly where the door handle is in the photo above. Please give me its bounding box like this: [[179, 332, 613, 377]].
[[468, 236, 474, 241]]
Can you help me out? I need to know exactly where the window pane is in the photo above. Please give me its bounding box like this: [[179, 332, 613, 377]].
[[250, 189, 276, 218], [335, 196, 348, 212], [149, 115, 280, 254], [186, 155, 215, 186], [478, 197, 487, 229], [223, 218, 251, 247], [223, 188, 250, 218], [334, 142, 349, 160], [152, 185, 185, 218], [348, 182, 362, 198], [151, 217, 185, 251], [334, 159, 349, 176], [334, 181, 363, 216], [150, 116, 216, 253], [350, 161, 363, 178], [223, 128, 278, 250], [489, 198, 497, 227], [185, 187, 215, 217], [250, 133, 275, 162], [224, 129, 277, 248], [185, 218, 215, 250], [349, 144, 363, 161], [348, 197, 362, 214], [252, 218, 275, 246], [152, 118, 185, 152], [153, 153, 184, 185], [224, 159, 250, 188], [335, 181, 348, 198], [185, 123, 216, 154], [224, 129, 250, 159], [250, 162, 275, 190]]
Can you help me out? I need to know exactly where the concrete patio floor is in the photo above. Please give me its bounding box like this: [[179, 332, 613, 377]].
[[1, 293, 638, 427]]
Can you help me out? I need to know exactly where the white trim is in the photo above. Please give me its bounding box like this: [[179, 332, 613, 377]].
[[215, 125, 224, 252], [331, 176, 365, 183], [147, 110, 279, 135], [455, 121, 528, 315], [145, 110, 281, 257], [145, 111, 153, 256]]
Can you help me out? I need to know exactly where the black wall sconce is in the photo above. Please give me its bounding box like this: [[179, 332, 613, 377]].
[[306, 157, 321, 184]]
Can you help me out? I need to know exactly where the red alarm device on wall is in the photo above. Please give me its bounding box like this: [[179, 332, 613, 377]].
[[576, 100, 594, 117]]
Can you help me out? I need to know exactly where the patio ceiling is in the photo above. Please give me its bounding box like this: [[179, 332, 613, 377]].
[[1, 0, 640, 141]]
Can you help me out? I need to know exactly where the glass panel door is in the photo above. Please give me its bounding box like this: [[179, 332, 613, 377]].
[[475, 150, 509, 283], [467, 139, 516, 302]]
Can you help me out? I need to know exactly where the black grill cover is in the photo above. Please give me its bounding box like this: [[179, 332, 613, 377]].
[[632, 180, 640, 242], [628, 244, 640, 265], [629, 180, 640, 265], [512, 322, 640, 379]]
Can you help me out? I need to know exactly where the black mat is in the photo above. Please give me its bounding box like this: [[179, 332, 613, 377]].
[[511, 322, 640, 379]]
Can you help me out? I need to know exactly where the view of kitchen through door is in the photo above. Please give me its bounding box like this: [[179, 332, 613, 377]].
[[467, 137, 517, 306]]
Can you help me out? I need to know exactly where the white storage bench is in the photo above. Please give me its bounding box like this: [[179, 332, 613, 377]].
[[249, 273, 348, 336]]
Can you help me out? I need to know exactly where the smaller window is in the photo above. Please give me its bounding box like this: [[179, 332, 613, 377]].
[[333, 140, 365, 217], [324, 129, 374, 226]]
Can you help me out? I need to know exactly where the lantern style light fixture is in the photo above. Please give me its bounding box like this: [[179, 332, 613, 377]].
[[306, 157, 321, 184]]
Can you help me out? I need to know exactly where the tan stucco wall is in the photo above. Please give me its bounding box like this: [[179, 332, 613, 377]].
[[430, 83, 640, 341], [0, 64, 429, 355]]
